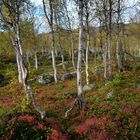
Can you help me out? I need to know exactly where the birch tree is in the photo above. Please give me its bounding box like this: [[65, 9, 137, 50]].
[[107, 0, 113, 79], [43, 0, 58, 83], [0, 0, 45, 119], [95, 0, 114, 80], [85, 0, 90, 85], [62, 0, 76, 70], [114, 0, 125, 72], [54, 0, 67, 73], [0, 0, 26, 83], [77, 0, 85, 110]]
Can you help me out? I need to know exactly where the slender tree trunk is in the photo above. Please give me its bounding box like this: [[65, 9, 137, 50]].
[[77, 0, 85, 110], [86, 35, 89, 85], [58, 35, 67, 72], [93, 29, 97, 65], [71, 32, 76, 70], [42, 0, 58, 83], [55, 46, 58, 57], [99, 24, 103, 61], [56, 13, 67, 73], [16, 54, 23, 83], [69, 48, 71, 59], [14, 41, 45, 119], [85, 1, 90, 85], [122, 26, 127, 62], [42, 43, 46, 57], [108, 0, 112, 79], [16, 23, 22, 55], [103, 44, 107, 79], [107, 33, 112, 79], [51, 28, 58, 83], [115, 33, 123, 72], [16, 23, 24, 83]]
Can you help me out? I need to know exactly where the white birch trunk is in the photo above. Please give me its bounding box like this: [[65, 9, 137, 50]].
[[93, 30, 97, 65], [71, 33, 76, 70], [77, 0, 85, 110], [103, 44, 107, 79], [107, 33, 112, 79], [116, 34, 122, 72], [16, 23, 24, 83], [51, 28, 58, 83], [85, 2, 90, 85], [16, 53, 23, 83], [86, 41, 89, 85], [14, 41, 46, 119]]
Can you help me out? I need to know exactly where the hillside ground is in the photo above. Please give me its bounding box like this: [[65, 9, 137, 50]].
[[0, 56, 140, 139]]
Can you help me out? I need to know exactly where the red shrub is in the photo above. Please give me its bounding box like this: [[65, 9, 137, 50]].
[[85, 116, 97, 126], [122, 106, 133, 115], [18, 114, 35, 125], [76, 116, 111, 137], [76, 124, 89, 136], [91, 131, 112, 140], [50, 128, 60, 140], [35, 123, 44, 130]]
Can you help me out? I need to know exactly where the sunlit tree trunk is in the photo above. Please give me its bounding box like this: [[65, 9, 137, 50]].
[[16, 54, 23, 83], [85, 0, 90, 85], [108, 0, 112, 79], [77, 0, 85, 110], [14, 41, 45, 119], [86, 35, 89, 85], [43, 0, 58, 83], [34, 50, 38, 70], [51, 27, 58, 83]]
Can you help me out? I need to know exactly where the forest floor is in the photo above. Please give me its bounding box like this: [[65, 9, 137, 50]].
[[0, 57, 140, 139]]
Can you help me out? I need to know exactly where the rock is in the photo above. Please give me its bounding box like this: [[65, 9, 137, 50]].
[[106, 91, 113, 99], [83, 84, 94, 92], [61, 71, 76, 81], [48, 56, 62, 61], [0, 74, 5, 84], [37, 73, 54, 84]]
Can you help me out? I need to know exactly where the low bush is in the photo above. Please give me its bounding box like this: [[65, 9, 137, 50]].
[[0, 112, 50, 140]]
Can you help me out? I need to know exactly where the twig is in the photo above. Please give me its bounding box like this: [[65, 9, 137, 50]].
[[65, 98, 78, 118]]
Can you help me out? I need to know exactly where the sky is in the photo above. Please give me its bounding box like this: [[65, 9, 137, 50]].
[[30, 0, 139, 33]]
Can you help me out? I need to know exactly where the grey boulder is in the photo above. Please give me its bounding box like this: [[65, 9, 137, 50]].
[[37, 73, 54, 84], [83, 84, 94, 92]]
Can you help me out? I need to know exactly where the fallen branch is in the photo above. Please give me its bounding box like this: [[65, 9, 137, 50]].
[[26, 84, 46, 119], [65, 98, 78, 118]]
